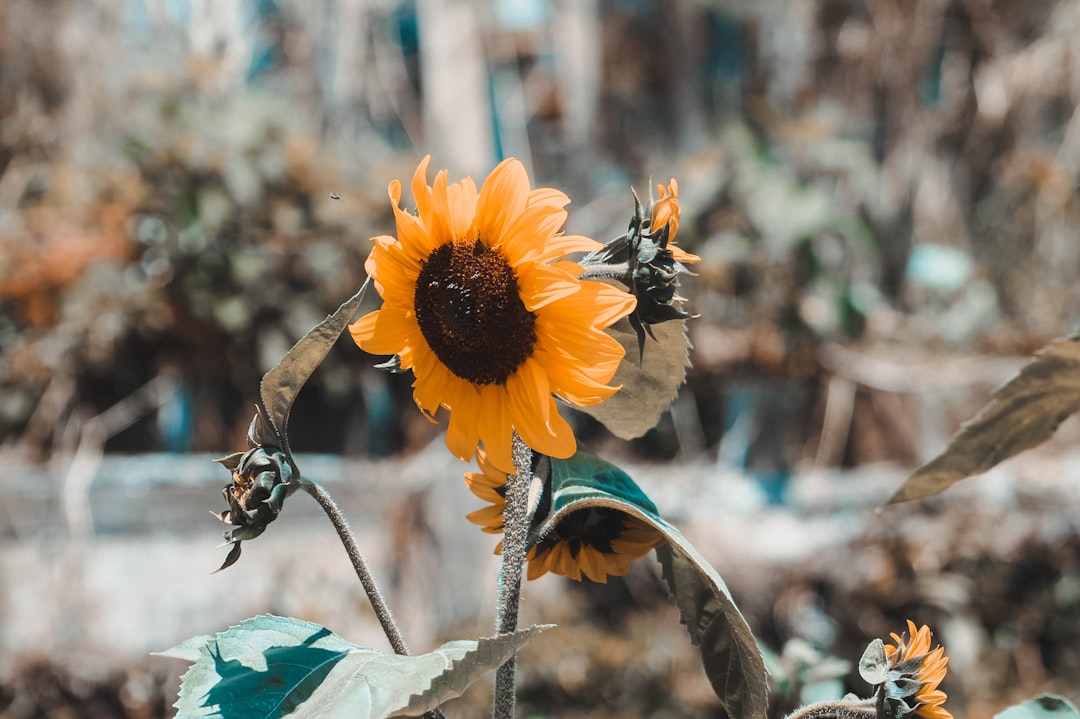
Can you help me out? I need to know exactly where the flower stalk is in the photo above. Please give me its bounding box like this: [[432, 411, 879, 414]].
[[298, 477, 410, 656], [492, 432, 536, 719]]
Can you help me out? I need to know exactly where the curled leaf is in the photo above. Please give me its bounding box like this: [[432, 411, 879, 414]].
[[534, 451, 767, 719], [888, 336, 1080, 504]]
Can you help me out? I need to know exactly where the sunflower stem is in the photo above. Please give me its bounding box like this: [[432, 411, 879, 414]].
[[300, 479, 448, 719], [299, 478, 408, 653], [578, 262, 630, 281], [784, 699, 878, 719], [493, 432, 535, 719]]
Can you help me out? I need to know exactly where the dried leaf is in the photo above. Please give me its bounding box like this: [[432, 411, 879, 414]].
[[537, 451, 767, 719], [162, 614, 549, 718], [575, 318, 691, 440], [259, 280, 369, 453], [887, 336, 1080, 504]]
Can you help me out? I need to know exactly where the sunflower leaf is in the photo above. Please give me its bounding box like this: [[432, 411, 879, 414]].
[[258, 280, 369, 453], [857, 639, 888, 685], [994, 695, 1080, 719], [162, 614, 549, 718], [536, 450, 767, 719], [887, 335, 1080, 504], [575, 317, 691, 440]]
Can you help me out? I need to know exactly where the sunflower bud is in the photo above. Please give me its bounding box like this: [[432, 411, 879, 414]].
[[618, 186, 698, 354], [211, 416, 296, 571]]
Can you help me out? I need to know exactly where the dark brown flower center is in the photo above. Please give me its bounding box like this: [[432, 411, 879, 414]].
[[414, 240, 537, 386]]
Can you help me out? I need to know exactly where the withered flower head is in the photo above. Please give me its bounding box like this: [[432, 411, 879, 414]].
[[861, 620, 952, 719], [212, 414, 295, 571]]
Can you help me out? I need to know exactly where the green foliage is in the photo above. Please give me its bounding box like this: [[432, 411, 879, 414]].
[[161, 615, 549, 719], [539, 450, 768, 719], [889, 335, 1080, 504], [995, 695, 1080, 719]]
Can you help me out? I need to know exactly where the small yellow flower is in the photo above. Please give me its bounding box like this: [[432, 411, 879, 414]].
[[464, 450, 665, 583], [650, 178, 700, 265], [351, 157, 636, 471], [884, 620, 952, 719]]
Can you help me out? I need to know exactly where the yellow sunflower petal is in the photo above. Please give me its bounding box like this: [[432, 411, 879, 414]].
[[410, 155, 434, 228], [506, 358, 552, 439], [540, 233, 604, 258], [476, 158, 530, 246], [500, 205, 569, 264], [349, 306, 418, 356], [527, 186, 570, 209], [388, 179, 439, 262], [443, 380, 485, 463], [671, 245, 701, 264], [554, 544, 581, 581], [917, 704, 953, 719], [367, 236, 419, 302], [576, 547, 608, 584], [465, 504, 504, 533], [447, 175, 479, 240], [909, 621, 932, 659], [477, 384, 515, 473], [516, 262, 582, 311], [534, 346, 619, 405], [526, 548, 548, 581], [427, 169, 456, 246]]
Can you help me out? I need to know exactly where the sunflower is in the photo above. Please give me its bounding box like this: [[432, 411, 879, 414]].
[[882, 620, 952, 719], [463, 451, 665, 584], [650, 178, 700, 265], [351, 157, 636, 471]]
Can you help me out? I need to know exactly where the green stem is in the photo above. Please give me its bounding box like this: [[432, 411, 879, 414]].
[[300, 478, 409, 655], [492, 433, 535, 719], [300, 479, 446, 719]]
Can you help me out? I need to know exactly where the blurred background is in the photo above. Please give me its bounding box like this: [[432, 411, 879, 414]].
[[2, 0, 1080, 716]]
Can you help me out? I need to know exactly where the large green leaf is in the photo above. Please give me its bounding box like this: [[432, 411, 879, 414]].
[[888, 336, 1080, 504], [160, 614, 549, 718], [995, 695, 1080, 719], [257, 280, 369, 451], [535, 451, 768, 719], [574, 317, 691, 440]]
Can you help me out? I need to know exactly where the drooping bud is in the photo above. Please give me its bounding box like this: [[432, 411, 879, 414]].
[[211, 413, 296, 572]]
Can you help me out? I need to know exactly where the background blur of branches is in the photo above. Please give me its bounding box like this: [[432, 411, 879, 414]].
[[6, 0, 1080, 463]]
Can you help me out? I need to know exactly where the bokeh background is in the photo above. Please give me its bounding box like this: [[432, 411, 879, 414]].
[[2, 0, 1080, 717]]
